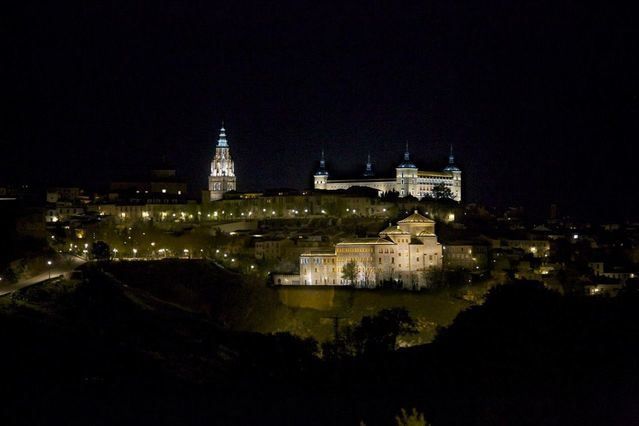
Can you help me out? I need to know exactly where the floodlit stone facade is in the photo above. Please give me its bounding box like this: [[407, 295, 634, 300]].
[[209, 125, 236, 201], [314, 145, 462, 202], [299, 211, 443, 288]]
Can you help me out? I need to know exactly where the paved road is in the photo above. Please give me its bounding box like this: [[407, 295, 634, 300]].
[[0, 256, 86, 297]]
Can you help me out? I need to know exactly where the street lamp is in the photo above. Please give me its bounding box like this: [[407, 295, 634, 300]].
[[132, 248, 138, 258], [47, 260, 52, 279]]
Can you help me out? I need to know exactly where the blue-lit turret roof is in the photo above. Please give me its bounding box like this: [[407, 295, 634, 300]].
[[397, 143, 417, 168], [443, 145, 460, 172], [315, 149, 328, 176]]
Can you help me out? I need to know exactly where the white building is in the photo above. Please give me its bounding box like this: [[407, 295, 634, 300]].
[[208, 124, 236, 201], [298, 211, 443, 288], [314, 145, 461, 202]]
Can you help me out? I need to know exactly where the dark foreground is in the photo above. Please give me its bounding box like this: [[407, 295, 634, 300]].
[[2, 264, 639, 425]]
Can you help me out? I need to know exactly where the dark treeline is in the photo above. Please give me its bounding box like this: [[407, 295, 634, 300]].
[[2, 273, 639, 425]]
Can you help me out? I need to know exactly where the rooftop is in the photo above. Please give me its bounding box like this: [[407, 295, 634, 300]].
[[398, 210, 435, 224]]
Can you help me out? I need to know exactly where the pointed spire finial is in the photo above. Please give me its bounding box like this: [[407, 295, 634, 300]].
[[404, 141, 410, 161], [443, 144, 460, 172], [364, 152, 374, 177], [316, 149, 328, 175], [216, 122, 228, 147]]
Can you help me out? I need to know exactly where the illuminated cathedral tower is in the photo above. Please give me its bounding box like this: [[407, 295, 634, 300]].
[[208, 124, 236, 201]]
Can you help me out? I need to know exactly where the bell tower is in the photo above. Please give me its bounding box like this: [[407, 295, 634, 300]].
[[208, 123, 236, 201]]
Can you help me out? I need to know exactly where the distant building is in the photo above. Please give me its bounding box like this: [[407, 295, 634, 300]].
[[443, 242, 490, 272], [46, 187, 83, 203], [45, 204, 85, 223], [313, 145, 461, 202], [589, 262, 636, 284], [208, 124, 236, 201], [297, 211, 443, 288], [110, 166, 187, 199], [487, 238, 550, 258], [255, 238, 294, 261]]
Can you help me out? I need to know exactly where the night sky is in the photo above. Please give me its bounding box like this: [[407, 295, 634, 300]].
[[2, 1, 638, 219]]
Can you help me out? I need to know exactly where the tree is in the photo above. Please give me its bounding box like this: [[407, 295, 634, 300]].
[[351, 307, 418, 356], [432, 183, 454, 201], [341, 260, 358, 285], [381, 190, 400, 201], [363, 259, 378, 287], [2, 267, 18, 283], [91, 241, 111, 261], [420, 266, 445, 289]]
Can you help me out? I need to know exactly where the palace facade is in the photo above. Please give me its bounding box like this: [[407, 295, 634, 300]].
[[298, 210, 443, 288], [314, 145, 461, 201]]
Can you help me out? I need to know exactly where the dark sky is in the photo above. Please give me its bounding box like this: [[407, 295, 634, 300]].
[[2, 1, 638, 219]]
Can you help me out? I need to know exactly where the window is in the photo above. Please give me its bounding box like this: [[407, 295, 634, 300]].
[[379, 257, 382, 264], [391, 258, 395, 264]]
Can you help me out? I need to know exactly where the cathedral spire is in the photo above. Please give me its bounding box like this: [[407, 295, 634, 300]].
[[448, 144, 455, 164], [216, 124, 228, 147], [363, 152, 374, 177], [404, 141, 410, 161]]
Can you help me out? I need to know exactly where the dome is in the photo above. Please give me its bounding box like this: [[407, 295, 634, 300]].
[[379, 224, 411, 235], [398, 160, 417, 169], [397, 210, 435, 224], [398, 144, 417, 168]]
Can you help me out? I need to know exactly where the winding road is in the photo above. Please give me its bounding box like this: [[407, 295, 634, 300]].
[[0, 256, 86, 297]]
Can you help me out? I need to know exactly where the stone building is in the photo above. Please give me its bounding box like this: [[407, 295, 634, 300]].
[[442, 242, 490, 272], [298, 211, 443, 288], [314, 145, 461, 202], [208, 124, 236, 201]]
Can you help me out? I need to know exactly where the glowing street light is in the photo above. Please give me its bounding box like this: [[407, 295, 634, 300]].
[[47, 260, 52, 279], [132, 248, 138, 258]]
